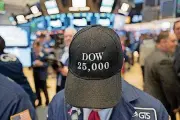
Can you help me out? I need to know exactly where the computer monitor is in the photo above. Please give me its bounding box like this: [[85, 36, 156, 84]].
[[0, 26, 29, 47]]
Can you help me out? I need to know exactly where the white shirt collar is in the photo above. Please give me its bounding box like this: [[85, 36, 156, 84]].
[[83, 108, 113, 120]]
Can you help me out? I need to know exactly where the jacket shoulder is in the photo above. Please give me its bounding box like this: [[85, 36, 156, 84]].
[[48, 90, 66, 119], [123, 81, 168, 119], [123, 81, 166, 111], [0, 74, 28, 98]]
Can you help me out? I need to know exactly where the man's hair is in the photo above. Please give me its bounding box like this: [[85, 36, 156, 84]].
[[173, 20, 180, 30], [0, 36, 5, 53], [64, 27, 77, 35], [38, 34, 46, 38], [33, 41, 41, 47], [156, 31, 169, 43]]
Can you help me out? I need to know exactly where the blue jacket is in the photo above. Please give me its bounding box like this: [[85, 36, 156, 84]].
[[0, 53, 36, 105], [32, 50, 48, 80], [48, 80, 169, 120], [0, 73, 36, 120]]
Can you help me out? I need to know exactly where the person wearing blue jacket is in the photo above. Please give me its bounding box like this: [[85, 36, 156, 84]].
[[32, 41, 49, 106], [0, 73, 37, 120], [48, 25, 169, 120], [0, 36, 36, 106]]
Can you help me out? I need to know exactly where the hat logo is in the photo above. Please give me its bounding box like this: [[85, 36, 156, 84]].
[[82, 52, 103, 61], [77, 52, 110, 72]]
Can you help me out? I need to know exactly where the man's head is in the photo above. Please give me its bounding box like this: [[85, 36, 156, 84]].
[[64, 27, 77, 47], [156, 31, 169, 52], [167, 33, 177, 53], [38, 34, 46, 43], [156, 31, 177, 53], [0, 36, 5, 53], [173, 20, 180, 40], [65, 25, 123, 109], [33, 41, 41, 53]]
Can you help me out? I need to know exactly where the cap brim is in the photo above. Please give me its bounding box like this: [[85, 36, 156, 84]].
[[65, 71, 122, 109]]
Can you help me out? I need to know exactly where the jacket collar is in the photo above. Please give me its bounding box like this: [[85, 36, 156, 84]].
[[66, 80, 139, 120]]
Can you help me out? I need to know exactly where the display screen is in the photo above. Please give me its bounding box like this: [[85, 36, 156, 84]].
[[98, 19, 110, 26], [0, 26, 29, 47], [4, 47, 31, 67], [73, 18, 87, 27], [50, 20, 62, 28], [45, 0, 59, 14]]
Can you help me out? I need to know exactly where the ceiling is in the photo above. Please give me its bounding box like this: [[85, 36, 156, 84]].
[[4, 0, 39, 7]]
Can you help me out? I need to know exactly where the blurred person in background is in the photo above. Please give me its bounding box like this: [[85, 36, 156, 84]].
[[119, 35, 131, 73], [173, 20, 180, 79], [54, 27, 77, 93], [0, 73, 37, 120], [144, 31, 180, 119], [139, 34, 155, 79], [32, 41, 49, 106], [37, 33, 54, 54], [0, 36, 36, 106]]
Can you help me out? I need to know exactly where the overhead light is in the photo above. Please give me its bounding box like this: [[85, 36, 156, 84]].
[[47, 8, 59, 15], [161, 22, 171, 30], [121, 3, 129, 12], [72, 0, 86, 7], [16, 15, 28, 24], [100, 0, 115, 13], [33, 12, 42, 17], [98, 19, 110, 26], [118, 9, 129, 15], [30, 5, 40, 14], [79, 7, 90, 11], [50, 20, 62, 28], [118, 3, 130, 15], [69, 7, 79, 11], [73, 18, 87, 26], [69, 6, 90, 11], [25, 14, 34, 19], [45, 0, 59, 15], [100, 6, 112, 13]]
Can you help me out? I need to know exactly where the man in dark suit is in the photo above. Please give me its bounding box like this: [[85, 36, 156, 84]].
[[144, 31, 180, 119], [173, 20, 180, 78], [48, 26, 169, 120], [32, 41, 49, 106]]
